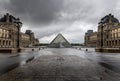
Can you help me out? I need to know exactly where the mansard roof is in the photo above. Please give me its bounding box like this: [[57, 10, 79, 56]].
[[25, 30, 32, 35], [0, 13, 21, 24], [99, 14, 119, 24]]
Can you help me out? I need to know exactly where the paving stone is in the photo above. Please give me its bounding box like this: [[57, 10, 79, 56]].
[[0, 48, 120, 81]]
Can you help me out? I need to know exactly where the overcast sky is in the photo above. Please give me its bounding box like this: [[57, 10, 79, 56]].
[[0, 0, 120, 43]]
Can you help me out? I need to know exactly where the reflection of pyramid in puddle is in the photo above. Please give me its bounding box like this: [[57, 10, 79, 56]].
[[49, 33, 71, 48]]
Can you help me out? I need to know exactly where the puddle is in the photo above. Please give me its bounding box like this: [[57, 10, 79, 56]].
[[9, 54, 20, 58], [26, 56, 35, 63], [99, 62, 120, 74], [0, 56, 35, 76], [0, 63, 19, 76], [20, 61, 26, 65]]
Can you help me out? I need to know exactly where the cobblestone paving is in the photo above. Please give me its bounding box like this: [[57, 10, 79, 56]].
[[0, 48, 120, 81]]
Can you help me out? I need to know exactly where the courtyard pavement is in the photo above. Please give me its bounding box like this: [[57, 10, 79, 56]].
[[0, 48, 120, 81]]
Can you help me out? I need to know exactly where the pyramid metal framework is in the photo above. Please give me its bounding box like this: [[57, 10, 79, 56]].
[[49, 34, 71, 48]]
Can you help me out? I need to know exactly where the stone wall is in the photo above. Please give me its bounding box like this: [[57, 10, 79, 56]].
[[84, 30, 97, 47]]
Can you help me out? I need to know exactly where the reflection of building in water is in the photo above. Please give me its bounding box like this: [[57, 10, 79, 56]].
[[84, 30, 97, 47], [0, 13, 39, 48], [49, 33, 71, 48]]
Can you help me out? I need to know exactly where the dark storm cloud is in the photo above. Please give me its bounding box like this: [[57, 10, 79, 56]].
[[6, 0, 64, 24], [4, 0, 119, 26]]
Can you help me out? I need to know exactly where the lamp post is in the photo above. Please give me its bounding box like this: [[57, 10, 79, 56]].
[[101, 25, 103, 48], [15, 18, 22, 50]]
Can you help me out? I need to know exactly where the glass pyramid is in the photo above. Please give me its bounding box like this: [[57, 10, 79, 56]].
[[49, 34, 71, 48]]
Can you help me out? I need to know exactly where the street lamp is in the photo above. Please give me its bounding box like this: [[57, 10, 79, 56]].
[[15, 18, 22, 49], [101, 25, 103, 48]]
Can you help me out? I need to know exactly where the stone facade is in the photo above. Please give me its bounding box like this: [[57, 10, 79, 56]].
[[20, 33, 30, 47], [0, 25, 12, 48], [0, 13, 39, 48], [25, 30, 39, 47], [97, 14, 120, 48], [85, 30, 97, 47]]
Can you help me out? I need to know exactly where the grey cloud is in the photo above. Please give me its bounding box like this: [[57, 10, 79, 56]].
[[58, 0, 119, 24], [4, 0, 120, 26], [5, 0, 64, 25], [1, 0, 120, 43]]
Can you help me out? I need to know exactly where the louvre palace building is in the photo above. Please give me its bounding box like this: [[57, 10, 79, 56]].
[[0, 13, 39, 49], [97, 14, 120, 48], [85, 13, 120, 52], [84, 30, 97, 47]]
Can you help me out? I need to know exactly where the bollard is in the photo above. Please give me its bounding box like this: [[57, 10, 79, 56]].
[[79, 48, 81, 50], [39, 48, 40, 50], [32, 49, 34, 51], [86, 49, 88, 51], [100, 77, 103, 80]]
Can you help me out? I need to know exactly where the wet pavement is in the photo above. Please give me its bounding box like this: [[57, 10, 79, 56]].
[[0, 48, 120, 81], [0, 48, 41, 76]]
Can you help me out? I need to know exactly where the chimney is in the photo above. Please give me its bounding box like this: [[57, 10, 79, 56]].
[[6, 13, 10, 23], [108, 14, 112, 23]]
